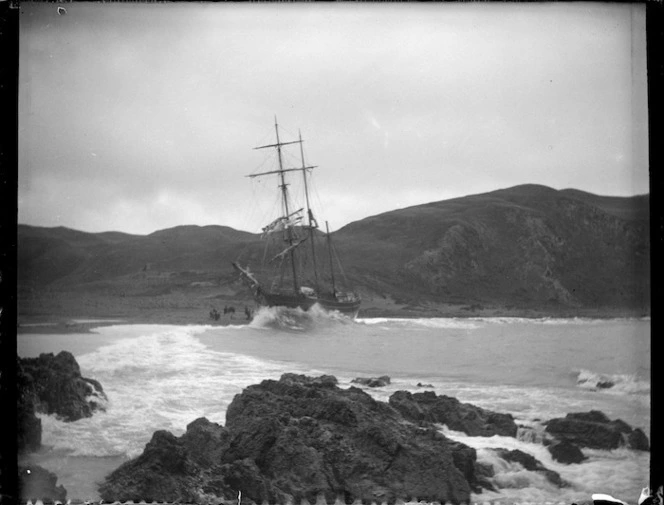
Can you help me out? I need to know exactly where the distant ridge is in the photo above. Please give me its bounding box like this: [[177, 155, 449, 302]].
[[17, 185, 650, 316]]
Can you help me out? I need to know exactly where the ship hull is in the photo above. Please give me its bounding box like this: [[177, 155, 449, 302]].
[[260, 292, 361, 318]]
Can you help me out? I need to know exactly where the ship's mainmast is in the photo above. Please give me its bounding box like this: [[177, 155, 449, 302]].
[[298, 129, 320, 293]]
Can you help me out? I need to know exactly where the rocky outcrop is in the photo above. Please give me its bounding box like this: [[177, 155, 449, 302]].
[[100, 374, 498, 504], [98, 426, 215, 503], [544, 411, 649, 451], [18, 351, 107, 423], [388, 390, 518, 437], [547, 440, 586, 464], [494, 449, 566, 487], [18, 465, 67, 503], [17, 378, 42, 452], [351, 375, 391, 387]]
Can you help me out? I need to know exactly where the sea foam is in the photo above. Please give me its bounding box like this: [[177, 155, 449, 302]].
[[576, 369, 650, 395], [39, 324, 315, 458], [250, 304, 354, 331], [440, 426, 649, 505]]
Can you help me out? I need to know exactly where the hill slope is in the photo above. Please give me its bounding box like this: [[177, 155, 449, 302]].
[[17, 185, 650, 318], [334, 185, 649, 311]]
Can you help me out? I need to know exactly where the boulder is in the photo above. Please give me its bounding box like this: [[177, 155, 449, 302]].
[[100, 374, 494, 504], [389, 390, 518, 437], [494, 449, 566, 487], [547, 440, 586, 464], [17, 351, 107, 422], [596, 380, 615, 389], [17, 390, 42, 452], [351, 375, 391, 387], [17, 359, 42, 452], [18, 465, 67, 503], [627, 428, 650, 451], [544, 410, 649, 451]]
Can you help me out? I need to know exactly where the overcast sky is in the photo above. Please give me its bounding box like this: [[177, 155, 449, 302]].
[[18, 2, 648, 235]]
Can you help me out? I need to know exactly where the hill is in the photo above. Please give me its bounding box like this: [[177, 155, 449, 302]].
[[17, 185, 650, 321], [333, 184, 649, 313]]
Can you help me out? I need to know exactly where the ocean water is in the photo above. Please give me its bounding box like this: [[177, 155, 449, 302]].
[[17, 308, 651, 504]]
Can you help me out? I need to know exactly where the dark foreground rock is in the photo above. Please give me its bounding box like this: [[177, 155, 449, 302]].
[[17, 392, 42, 453], [18, 351, 107, 423], [351, 375, 391, 387], [17, 351, 107, 454], [548, 440, 587, 464], [100, 374, 495, 504], [18, 465, 67, 502], [389, 390, 518, 437], [544, 411, 649, 451]]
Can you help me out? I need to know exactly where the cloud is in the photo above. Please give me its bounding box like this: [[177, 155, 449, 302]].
[[18, 2, 648, 234]]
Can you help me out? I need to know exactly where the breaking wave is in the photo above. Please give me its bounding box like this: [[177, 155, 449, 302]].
[[439, 425, 649, 505], [250, 304, 354, 331], [37, 325, 309, 459], [357, 317, 482, 330], [356, 315, 647, 330], [576, 369, 650, 395]]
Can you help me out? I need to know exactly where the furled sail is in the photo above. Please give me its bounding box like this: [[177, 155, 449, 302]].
[[261, 208, 304, 237]]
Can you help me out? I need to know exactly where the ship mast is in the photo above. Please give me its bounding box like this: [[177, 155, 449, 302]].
[[325, 221, 337, 296], [299, 129, 320, 293], [273, 118, 299, 293]]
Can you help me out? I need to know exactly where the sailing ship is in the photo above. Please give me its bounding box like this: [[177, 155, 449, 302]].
[[232, 119, 361, 318]]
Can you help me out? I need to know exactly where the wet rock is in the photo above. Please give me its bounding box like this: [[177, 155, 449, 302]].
[[351, 375, 391, 387], [627, 428, 650, 451], [417, 383, 434, 388], [100, 373, 486, 504], [98, 420, 230, 503], [18, 465, 67, 503], [17, 359, 42, 452], [547, 440, 586, 464], [596, 380, 614, 389], [389, 390, 518, 437], [494, 449, 566, 487], [181, 417, 231, 467], [544, 410, 649, 451], [473, 462, 496, 492], [18, 351, 107, 423], [17, 391, 42, 452]]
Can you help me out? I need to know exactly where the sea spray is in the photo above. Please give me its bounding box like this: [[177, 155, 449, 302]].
[[38, 325, 313, 458], [440, 426, 649, 505], [250, 304, 354, 331], [576, 368, 650, 395]]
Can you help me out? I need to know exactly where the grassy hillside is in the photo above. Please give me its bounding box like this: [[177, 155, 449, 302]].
[[17, 185, 650, 321], [334, 185, 649, 312]]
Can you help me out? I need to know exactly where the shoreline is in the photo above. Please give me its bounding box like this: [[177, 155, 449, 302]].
[[17, 307, 650, 336], [17, 287, 649, 335]]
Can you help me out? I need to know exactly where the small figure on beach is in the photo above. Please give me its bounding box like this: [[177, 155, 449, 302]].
[[209, 308, 220, 321], [224, 306, 235, 319], [244, 306, 252, 320]]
